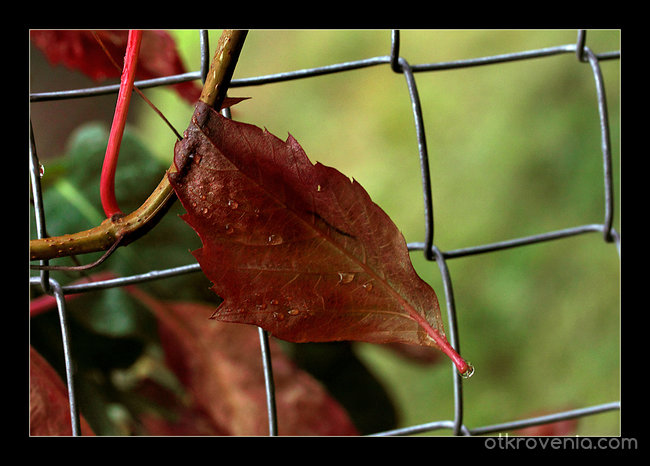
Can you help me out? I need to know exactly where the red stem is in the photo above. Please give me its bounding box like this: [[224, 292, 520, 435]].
[[100, 30, 143, 218]]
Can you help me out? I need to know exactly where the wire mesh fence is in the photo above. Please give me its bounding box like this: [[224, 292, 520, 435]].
[[29, 29, 621, 437]]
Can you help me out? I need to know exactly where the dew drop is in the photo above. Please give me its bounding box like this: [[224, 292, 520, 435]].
[[460, 363, 475, 379], [273, 312, 285, 321], [338, 272, 355, 284], [228, 199, 239, 209], [267, 234, 283, 245], [287, 309, 300, 316], [363, 282, 373, 291], [316, 184, 322, 192], [202, 207, 209, 214], [257, 302, 267, 310], [270, 299, 279, 305], [38, 164, 45, 178], [225, 224, 234, 234]]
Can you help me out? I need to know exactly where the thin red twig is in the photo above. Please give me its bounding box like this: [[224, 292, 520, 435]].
[[100, 30, 143, 218], [91, 31, 182, 141]]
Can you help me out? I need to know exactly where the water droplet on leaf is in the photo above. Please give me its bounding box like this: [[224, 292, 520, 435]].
[[267, 234, 283, 245], [363, 282, 373, 291], [228, 199, 239, 209], [338, 272, 355, 284], [287, 309, 300, 316], [225, 224, 234, 234]]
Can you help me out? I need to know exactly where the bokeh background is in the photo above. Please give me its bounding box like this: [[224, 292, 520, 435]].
[[30, 30, 620, 435]]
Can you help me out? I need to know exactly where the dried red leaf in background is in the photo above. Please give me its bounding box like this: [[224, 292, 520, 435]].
[[29, 346, 95, 436], [132, 378, 229, 436], [129, 288, 358, 435], [30, 30, 202, 104], [30, 271, 117, 317], [168, 102, 470, 374], [514, 409, 579, 436]]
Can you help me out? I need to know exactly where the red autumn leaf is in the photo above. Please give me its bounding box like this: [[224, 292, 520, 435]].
[[128, 287, 358, 435], [29, 346, 95, 436], [168, 102, 471, 376], [30, 30, 202, 104], [514, 408, 579, 436], [30, 271, 118, 317], [133, 378, 229, 436]]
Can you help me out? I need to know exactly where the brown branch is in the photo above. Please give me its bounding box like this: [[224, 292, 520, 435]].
[[30, 29, 248, 262], [200, 30, 248, 109]]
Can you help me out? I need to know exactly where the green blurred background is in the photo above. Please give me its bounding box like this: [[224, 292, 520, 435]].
[[30, 30, 620, 435]]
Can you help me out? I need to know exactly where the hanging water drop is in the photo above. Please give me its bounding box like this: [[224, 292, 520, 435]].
[[460, 363, 475, 379], [38, 164, 45, 178]]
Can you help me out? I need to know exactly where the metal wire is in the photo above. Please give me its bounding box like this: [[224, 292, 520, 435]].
[[29, 29, 620, 437], [29, 276, 81, 435]]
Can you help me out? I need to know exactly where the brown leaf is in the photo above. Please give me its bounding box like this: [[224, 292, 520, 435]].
[[129, 287, 358, 435], [169, 102, 471, 375], [29, 346, 95, 436]]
